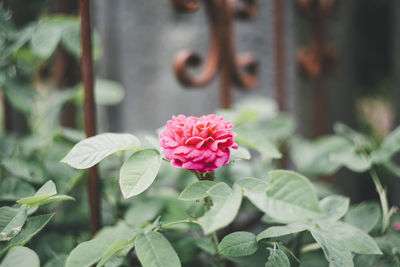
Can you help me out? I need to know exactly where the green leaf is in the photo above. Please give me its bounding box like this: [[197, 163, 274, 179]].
[[319, 221, 382, 255], [30, 22, 61, 58], [310, 227, 354, 267], [218, 231, 258, 257], [371, 125, 400, 163], [65, 233, 136, 267], [0, 179, 35, 201], [235, 127, 282, 159], [262, 114, 296, 142], [0, 213, 54, 256], [94, 79, 125, 105], [17, 180, 74, 207], [95, 221, 141, 240], [17, 180, 56, 206], [61, 133, 141, 169], [233, 109, 259, 125], [264, 170, 323, 223], [257, 223, 308, 241], [2, 80, 35, 115], [75, 79, 125, 106], [265, 247, 290, 267], [333, 123, 376, 151], [124, 199, 163, 227], [34, 195, 75, 206], [0, 207, 27, 241], [198, 183, 242, 234], [330, 147, 371, 172], [96, 238, 133, 267], [135, 232, 181, 267], [178, 181, 216, 201], [381, 160, 400, 177], [66, 237, 117, 267], [290, 136, 352, 176], [0, 246, 40, 267], [319, 195, 349, 221], [230, 146, 251, 162], [234, 177, 270, 214], [59, 19, 81, 58], [344, 202, 381, 233], [234, 97, 278, 120], [1, 158, 46, 184], [119, 149, 161, 199]]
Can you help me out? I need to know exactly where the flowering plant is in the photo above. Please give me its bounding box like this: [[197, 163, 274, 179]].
[[57, 101, 400, 267]]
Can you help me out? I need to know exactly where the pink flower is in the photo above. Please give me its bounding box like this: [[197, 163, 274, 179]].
[[394, 222, 400, 231], [159, 114, 238, 172]]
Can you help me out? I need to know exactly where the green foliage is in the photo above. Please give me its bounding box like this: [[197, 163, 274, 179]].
[[319, 195, 349, 221], [0, 179, 35, 201], [257, 224, 308, 241], [178, 181, 216, 201], [0, 213, 54, 256], [310, 227, 354, 267], [235, 127, 282, 159], [61, 133, 141, 169], [230, 146, 251, 161], [30, 22, 61, 58], [266, 170, 322, 221], [198, 183, 242, 234], [344, 202, 381, 233], [135, 232, 181, 267], [0, 42, 396, 267], [66, 237, 132, 267], [0, 207, 27, 241], [75, 79, 126, 106], [119, 149, 162, 199], [218, 231, 258, 257], [265, 247, 290, 267], [17, 180, 74, 208], [371, 125, 400, 163], [235, 171, 323, 223], [290, 136, 352, 176], [0, 246, 40, 267]]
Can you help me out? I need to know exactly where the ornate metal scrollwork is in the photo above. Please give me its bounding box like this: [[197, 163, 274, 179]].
[[296, 0, 338, 136], [296, 0, 337, 79], [170, 0, 258, 108]]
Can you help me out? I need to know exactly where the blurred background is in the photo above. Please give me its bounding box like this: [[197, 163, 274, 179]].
[[2, 0, 399, 209]]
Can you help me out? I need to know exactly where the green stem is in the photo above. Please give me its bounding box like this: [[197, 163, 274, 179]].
[[211, 232, 223, 266], [196, 170, 224, 267], [369, 168, 389, 232], [300, 243, 321, 254], [159, 219, 199, 230]]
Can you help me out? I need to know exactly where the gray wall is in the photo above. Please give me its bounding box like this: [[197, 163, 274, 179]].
[[93, 0, 297, 133]]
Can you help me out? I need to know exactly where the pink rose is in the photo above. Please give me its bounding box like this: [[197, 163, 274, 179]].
[[159, 114, 238, 172], [394, 222, 400, 231]]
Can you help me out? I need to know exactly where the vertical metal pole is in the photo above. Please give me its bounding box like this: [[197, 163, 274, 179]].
[[79, 0, 101, 236], [313, 16, 326, 137], [273, 0, 286, 111], [219, 0, 232, 109]]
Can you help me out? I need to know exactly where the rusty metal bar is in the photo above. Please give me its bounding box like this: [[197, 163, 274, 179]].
[[311, 9, 326, 136], [79, 0, 101, 236], [297, 0, 336, 137], [273, 0, 286, 111]]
